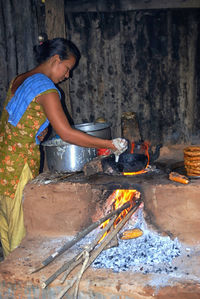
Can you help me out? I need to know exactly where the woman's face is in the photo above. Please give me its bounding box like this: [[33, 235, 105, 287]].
[[51, 55, 76, 84]]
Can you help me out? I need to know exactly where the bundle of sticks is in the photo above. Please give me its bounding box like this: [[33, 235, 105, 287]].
[[31, 191, 142, 299]]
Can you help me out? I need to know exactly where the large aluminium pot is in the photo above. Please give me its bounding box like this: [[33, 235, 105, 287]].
[[42, 138, 97, 173], [42, 122, 111, 173]]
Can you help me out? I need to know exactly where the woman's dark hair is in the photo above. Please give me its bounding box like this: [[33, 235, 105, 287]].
[[34, 37, 81, 68]]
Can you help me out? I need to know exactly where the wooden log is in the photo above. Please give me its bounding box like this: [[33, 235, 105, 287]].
[[121, 111, 141, 144]]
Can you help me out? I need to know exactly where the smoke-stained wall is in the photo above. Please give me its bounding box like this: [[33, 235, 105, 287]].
[[0, 1, 200, 146], [0, 0, 44, 112], [66, 9, 200, 145]]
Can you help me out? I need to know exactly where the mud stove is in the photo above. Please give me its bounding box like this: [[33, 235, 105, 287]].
[[0, 146, 200, 299]]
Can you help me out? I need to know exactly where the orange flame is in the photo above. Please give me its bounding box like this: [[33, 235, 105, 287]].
[[99, 142, 149, 242], [130, 142, 135, 154], [99, 189, 139, 242]]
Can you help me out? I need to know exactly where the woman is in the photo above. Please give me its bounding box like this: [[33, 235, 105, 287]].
[[0, 38, 127, 257]]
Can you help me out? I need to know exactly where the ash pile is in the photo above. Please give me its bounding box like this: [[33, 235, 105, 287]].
[[77, 208, 187, 276]]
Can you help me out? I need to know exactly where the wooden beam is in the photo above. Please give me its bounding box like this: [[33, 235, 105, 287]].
[[45, 0, 72, 116], [65, 0, 200, 12]]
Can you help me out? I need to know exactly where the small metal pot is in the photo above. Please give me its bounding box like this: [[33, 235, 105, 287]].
[[117, 153, 148, 172], [103, 153, 148, 173], [42, 138, 97, 173]]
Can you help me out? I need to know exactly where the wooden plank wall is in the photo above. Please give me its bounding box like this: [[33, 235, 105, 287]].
[[0, 0, 200, 145], [0, 0, 44, 112], [45, 0, 72, 118], [65, 9, 200, 145]]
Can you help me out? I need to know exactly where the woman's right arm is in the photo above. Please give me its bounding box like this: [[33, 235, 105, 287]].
[[37, 92, 116, 150]]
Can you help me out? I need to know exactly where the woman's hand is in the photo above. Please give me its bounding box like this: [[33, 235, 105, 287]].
[[111, 138, 128, 162]]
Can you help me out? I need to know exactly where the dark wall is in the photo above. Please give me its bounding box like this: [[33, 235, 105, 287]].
[[66, 9, 200, 145], [0, 1, 200, 146], [0, 0, 44, 112]]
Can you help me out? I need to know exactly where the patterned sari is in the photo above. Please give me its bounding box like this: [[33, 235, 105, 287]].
[[0, 75, 59, 256]]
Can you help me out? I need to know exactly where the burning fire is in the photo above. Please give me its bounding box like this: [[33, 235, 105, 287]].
[[99, 189, 140, 242], [99, 141, 148, 242], [123, 141, 150, 176]]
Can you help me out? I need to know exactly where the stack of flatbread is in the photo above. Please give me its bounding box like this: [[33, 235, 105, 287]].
[[184, 146, 200, 176]]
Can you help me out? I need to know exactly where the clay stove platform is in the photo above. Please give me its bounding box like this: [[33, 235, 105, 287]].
[[1, 161, 200, 298], [23, 169, 200, 245], [0, 235, 200, 299]]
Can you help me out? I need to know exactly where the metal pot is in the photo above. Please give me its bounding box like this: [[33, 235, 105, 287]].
[[42, 138, 97, 173], [117, 153, 148, 172], [73, 122, 111, 139], [42, 122, 112, 172], [103, 153, 148, 173]]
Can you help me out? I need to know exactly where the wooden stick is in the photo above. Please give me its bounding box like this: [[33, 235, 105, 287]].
[[86, 199, 142, 268], [42, 215, 117, 288], [58, 252, 89, 299], [42, 256, 82, 289], [73, 251, 89, 299], [60, 215, 117, 284], [32, 200, 133, 273], [56, 276, 77, 299], [56, 198, 142, 299]]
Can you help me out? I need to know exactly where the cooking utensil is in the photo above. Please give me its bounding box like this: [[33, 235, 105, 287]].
[[73, 122, 111, 139], [117, 153, 148, 172], [42, 138, 97, 173], [42, 122, 112, 173], [102, 153, 148, 173]]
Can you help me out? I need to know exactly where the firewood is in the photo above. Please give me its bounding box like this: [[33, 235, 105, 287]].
[[41, 194, 142, 292], [104, 235, 118, 249], [60, 215, 117, 284], [31, 200, 133, 273], [56, 198, 142, 299], [42, 215, 118, 289]]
